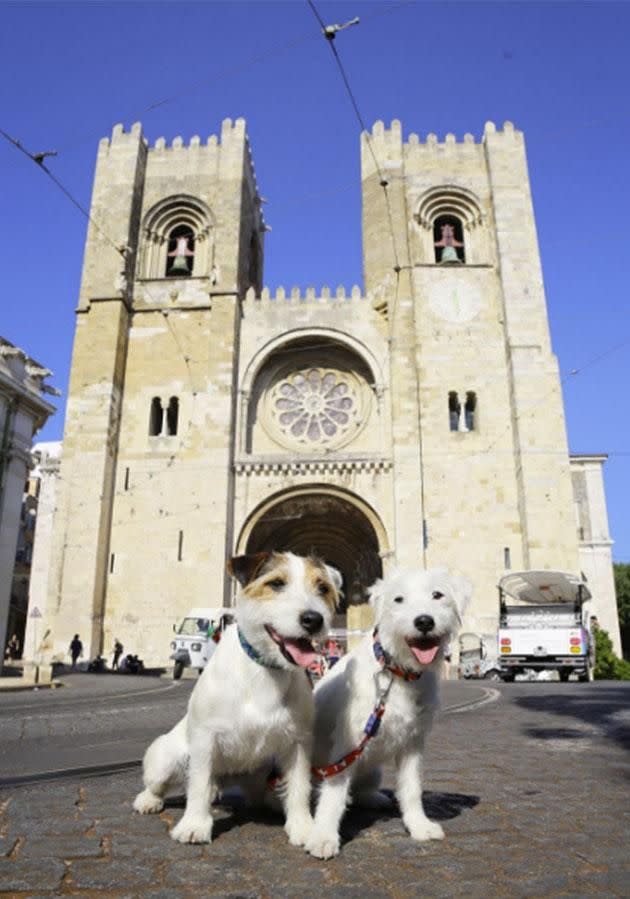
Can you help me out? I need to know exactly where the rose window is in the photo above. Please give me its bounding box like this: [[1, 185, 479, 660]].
[[271, 369, 358, 445]]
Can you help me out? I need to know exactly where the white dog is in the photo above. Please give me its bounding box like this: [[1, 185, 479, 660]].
[[305, 567, 471, 859], [133, 551, 340, 846]]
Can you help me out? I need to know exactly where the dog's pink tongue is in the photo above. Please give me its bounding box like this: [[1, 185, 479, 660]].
[[283, 639, 318, 668], [410, 644, 440, 666]]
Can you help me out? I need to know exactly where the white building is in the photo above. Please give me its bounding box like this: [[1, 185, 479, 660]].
[[0, 340, 56, 659]]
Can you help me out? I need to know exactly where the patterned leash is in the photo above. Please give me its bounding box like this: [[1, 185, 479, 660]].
[[309, 632, 423, 781]]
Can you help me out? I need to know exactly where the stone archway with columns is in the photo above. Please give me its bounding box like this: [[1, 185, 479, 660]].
[[235, 486, 389, 627]]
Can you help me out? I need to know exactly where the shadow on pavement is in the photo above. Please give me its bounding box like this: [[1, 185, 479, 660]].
[[341, 789, 479, 845], [515, 684, 630, 753], [162, 789, 480, 845]]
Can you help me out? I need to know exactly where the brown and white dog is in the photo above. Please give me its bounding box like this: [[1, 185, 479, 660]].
[[133, 551, 340, 846]]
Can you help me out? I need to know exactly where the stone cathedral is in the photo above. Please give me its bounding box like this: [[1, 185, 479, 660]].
[[37, 117, 621, 666]]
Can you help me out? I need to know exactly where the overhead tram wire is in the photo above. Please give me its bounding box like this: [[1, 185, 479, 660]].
[[0, 127, 127, 262], [0, 124, 199, 404], [305, 0, 403, 280], [51, 1, 414, 158]]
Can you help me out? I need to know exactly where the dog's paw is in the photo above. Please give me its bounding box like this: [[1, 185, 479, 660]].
[[284, 812, 313, 848], [305, 829, 341, 860], [170, 814, 213, 844], [407, 817, 445, 842], [133, 789, 164, 815]]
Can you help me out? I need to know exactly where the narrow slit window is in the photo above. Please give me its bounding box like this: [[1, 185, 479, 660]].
[[166, 397, 179, 436], [178, 530, 184, 562], [465, 392, 477, 431], [166, 225, 195, 277], [433, 215, 465, 263], [149, 397, 163, 436], [448, 392, 461, 432]]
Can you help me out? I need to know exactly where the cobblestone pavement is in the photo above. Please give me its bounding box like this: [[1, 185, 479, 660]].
[[0, 681, 628, 898]]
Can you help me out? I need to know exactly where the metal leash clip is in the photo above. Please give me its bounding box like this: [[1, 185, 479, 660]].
[[374, 668, 394, 705]]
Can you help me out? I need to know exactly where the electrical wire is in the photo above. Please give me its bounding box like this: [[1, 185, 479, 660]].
[[306, 0, 402, 275], [0, 127, 126, 261], [52, 1, 414, 157]]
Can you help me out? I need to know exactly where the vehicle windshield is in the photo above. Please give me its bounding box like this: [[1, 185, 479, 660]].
[[177, 618, 209, 636]]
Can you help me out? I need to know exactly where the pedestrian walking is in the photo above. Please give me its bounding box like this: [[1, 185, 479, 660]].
[[112, 639, 124, 670], [69, 634, 83, 669]]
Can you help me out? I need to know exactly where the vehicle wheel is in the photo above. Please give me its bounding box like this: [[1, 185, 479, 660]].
[[579, 667, 594, 683], [501, 672, 515, 683], [559, 669, 570, 682], [483, 669, 501, 681], [173, 660, 184, 680]]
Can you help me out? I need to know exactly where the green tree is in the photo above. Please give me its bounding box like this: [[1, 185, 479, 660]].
[[593, 626, 630, 680], [614, 562, 630, 659]]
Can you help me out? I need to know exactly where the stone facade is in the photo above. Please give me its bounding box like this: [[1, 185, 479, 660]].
[[0, 340, 56, 659], [21, 441, 62, 662], [570, 455, 621, 652], [42, 117, 620, 666]]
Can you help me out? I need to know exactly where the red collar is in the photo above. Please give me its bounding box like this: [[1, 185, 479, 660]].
[[372, 629, 423, 681]]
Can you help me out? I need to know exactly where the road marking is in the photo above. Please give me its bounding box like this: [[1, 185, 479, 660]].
[[443, 687, 501, 715]]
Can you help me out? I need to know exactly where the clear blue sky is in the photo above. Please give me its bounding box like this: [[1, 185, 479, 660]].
[[1, 1, 629, 560]]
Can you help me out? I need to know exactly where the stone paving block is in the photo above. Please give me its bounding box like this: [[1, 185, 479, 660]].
[[66, 857, 158, 890], [19, 832, 104, 860], [163, 859, 242, 887], [0, 857, 66, 891]]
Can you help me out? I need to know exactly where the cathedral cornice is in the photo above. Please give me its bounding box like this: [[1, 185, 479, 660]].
[[234, 455, 392, 476]]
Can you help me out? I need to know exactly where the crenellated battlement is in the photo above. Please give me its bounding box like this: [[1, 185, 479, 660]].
[[98, 117, 251, 154], [362, 118, 521, 152], [243, 284, 365, 306]]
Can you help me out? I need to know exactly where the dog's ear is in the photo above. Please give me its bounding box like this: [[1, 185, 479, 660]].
[[227, 552, 271, 587], [324, 564, 343, 594], [448, 573, 473, 621]]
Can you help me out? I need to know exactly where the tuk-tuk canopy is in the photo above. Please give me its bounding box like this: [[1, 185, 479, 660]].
[[498, 571, 591, 605]]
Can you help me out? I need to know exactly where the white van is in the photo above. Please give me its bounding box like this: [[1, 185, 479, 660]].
[[170, 607, 226, 679]]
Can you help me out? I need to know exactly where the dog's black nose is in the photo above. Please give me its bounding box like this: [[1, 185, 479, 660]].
[[300, 610, 324, 635], [414, 615, 435, 634]]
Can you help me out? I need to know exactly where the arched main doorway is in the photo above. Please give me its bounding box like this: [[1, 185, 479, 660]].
[[238, 488, 386, 625]]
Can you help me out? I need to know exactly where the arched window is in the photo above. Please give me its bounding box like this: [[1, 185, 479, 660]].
[[166, 225, 195, 278], [416, 186, 484, 265], [166, 397, 179, 436], [140, 195, 213, 280], [465, 392, 477, 431], [149, 397, 163, 436], [434, 215, 465, 263], [448, 392, 461, 432]]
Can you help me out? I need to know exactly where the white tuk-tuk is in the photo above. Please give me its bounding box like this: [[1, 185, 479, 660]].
[[457, 632, 501, 681], [170, 606, 225, 679], [498, 571, 594, 682]]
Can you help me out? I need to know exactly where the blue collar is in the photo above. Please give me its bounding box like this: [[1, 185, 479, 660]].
[[238, 627, 284, 670]]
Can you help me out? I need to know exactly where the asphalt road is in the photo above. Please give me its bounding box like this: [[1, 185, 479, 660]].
[[0, 672, 489, 782], [0, 679, 628, 897]]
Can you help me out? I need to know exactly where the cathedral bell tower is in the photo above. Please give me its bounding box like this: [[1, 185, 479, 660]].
[[47, 119, 264, 662], [361, 120, 578, 637]]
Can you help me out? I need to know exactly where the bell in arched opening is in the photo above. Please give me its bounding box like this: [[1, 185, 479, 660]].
[[434, 218, 465, 264], [166, 225, 195, 276]]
